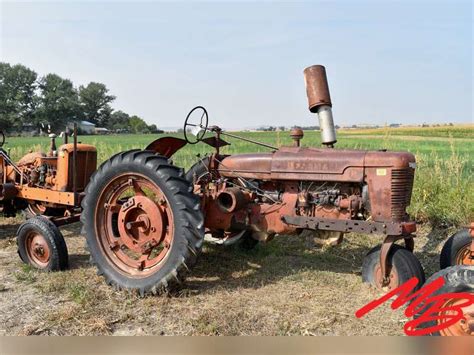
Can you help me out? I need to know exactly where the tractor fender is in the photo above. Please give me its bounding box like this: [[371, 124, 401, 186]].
[[145, 137, 187, 158]]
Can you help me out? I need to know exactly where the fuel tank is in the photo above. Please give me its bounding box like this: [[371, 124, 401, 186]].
[[217, 146, 415, 183]]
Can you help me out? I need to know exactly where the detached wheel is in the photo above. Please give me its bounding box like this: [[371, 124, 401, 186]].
[[440, 229, 473, 269], [81, 150, 204, 296], [17, 216, 68, 271], [362, 244, 425, 292], [413, 266, 474, 336]]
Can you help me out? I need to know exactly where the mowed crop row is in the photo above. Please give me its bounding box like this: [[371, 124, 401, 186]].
[[4, 126, 473, 225]]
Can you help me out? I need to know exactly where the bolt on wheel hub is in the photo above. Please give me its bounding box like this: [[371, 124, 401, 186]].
[[26, 232, 50, 267], [438, 300, 474, 336], [96, 174, 175, 277], [374, 264, 399, 291], [117, 195, 165, 253], [455, 245, 474, 266]]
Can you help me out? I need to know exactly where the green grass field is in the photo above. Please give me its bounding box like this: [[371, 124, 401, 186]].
[[4, 125, 473, 225]]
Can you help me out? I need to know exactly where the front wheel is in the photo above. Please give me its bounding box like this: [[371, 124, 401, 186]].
[[81, 150, 204, 296], [17, 216, 69, 271], [362, 244, 425, 292]]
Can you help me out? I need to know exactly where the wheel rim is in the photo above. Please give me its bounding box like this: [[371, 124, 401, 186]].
[[454, 243, 473, 266], [373, 264, 400, 291], [25, 231, 50, 268], [95, 173, 174, 278], [438, 299, 474, 336]]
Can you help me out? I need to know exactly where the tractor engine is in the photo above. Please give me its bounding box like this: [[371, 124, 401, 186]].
[[199, 146, 415, 241], [14, 144, 97, 192], [0, 142, 97, 217]]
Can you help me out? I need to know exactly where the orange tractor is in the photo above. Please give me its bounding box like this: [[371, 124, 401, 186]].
[[0, 127, 97, 270]]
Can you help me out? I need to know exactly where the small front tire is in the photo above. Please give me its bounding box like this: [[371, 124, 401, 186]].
[[362, 244, 425, 292], [17, 216, 69, 271]]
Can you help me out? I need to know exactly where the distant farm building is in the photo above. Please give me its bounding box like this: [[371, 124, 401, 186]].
[[95, 127, 109, 135], [77, 121, 96, 134]]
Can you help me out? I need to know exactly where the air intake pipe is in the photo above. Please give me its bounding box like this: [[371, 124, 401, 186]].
[[303, 65, 337, 147]]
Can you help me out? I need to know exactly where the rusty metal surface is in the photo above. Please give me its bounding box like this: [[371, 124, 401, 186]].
[[304, 65, 332, 112], [290, 128, 304, 147], [49, 213, 81, 226], [145, 137, 187, 158], [217, 187, 251, 213], [38, 143, 98, 193], [95, 174, 174, 276], [25, 231, 51, 268], [17, 152, 45, 166], [201, 136, 230, 149], [390, 168, 415, 221], [16, 186, 76, 206], [271, 147, 366, 181], [281, 215, 416, 236], [218, 153, 273, 180]]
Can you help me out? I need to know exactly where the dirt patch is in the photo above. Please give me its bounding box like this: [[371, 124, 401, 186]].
[[0, 217, 454, 335]]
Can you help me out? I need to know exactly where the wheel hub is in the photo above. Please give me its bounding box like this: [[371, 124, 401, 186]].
[[97, 174, 175, 277], [117, 195, 165, 253], [26, 232, 50, 267], [438, 299, 474, 336], [374, 264, 399, 291], [455, 244, 474, 266]]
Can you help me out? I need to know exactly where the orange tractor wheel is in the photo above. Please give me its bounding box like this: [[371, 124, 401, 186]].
[[440, 229, 473, 269], [16, 216, 69, 271]]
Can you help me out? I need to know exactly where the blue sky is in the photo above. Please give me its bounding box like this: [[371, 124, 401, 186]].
[[1, 1, 472, 129]]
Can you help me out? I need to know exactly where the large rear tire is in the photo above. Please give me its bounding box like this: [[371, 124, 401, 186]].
[[81, 150, 204, 296]]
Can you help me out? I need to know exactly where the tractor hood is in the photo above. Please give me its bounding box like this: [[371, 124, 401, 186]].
[[217, 146, 415, 182]]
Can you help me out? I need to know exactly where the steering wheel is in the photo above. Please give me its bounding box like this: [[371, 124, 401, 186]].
[[184, 106, 209, 144], [0, 130, 4, 148]]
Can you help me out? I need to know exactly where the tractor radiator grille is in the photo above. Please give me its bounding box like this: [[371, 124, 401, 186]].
[[391, 168, 414, 221], [68, 151, 97, 192]]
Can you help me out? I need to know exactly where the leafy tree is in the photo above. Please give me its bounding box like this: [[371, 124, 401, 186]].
[[129, 115, 150, 133], [0, 63, 37, 131], [36, 73, 80, 130], [78, 82, 116, 127], [0, 61, 163, 135], [108, 110, 130, 130], [148, 124, 163, 134]]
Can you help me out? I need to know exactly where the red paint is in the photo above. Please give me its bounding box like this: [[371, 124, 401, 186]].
[[355, 277, 474, 336]]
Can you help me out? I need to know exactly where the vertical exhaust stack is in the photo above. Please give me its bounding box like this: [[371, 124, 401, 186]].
[[304, 65, 337, 147]]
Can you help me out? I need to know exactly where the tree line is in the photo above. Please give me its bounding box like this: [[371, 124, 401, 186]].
[[0, 62, 161, 134]]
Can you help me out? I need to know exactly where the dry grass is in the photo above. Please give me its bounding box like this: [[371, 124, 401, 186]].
[[0, 217, 457, 336]]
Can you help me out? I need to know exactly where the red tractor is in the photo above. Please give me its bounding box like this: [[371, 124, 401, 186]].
[[80, 65, 425, 296]]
